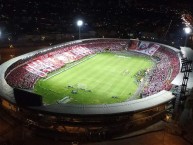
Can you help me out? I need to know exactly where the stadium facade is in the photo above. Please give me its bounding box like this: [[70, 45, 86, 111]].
[[0, 38, 182, 141]]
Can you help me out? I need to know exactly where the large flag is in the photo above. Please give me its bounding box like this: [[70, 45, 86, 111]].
[[135, 43, 160, 56], [25, 65, 47, 77], [127, 39, 139, 50], [147, 44, 160, 56], [138, 41, 150, 50]]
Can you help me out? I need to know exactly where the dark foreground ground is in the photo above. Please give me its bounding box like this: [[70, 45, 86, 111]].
[[0, 112, 193, 145]]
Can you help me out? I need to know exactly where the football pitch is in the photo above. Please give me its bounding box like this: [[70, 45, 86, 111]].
[[34, 52, 154, 105]]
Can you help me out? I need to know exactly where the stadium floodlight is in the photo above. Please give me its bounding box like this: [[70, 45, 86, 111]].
[[184, 27, 192, 47], [184, 27, 192, 34], [77, 20, 83, 39]]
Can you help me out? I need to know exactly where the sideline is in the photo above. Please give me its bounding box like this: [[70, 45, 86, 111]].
[[43, 54, 97, 81]]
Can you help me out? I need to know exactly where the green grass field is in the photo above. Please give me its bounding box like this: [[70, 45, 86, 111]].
[[34, 52, 154, 105]]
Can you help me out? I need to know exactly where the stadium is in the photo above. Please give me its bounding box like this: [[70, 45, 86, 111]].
[[0, 38, 182, 141]]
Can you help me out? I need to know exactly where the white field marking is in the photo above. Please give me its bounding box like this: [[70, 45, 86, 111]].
[[43, 54, 97, 81]]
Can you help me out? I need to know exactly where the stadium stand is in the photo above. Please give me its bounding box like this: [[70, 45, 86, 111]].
[[4, 39, 127, 89], [142, 46, 180, 96], [4, 39, 180, 97]]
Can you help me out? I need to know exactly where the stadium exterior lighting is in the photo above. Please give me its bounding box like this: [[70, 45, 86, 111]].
[[184, 27, 192, 34], [77, 20, 83, 39], [184, 27, 192, 47]]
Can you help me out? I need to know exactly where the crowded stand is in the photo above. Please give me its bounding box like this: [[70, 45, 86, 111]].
[[5, 39, 180, 97], [125, 40, 180, 97], [5, 39, 126, 89], [142, 46, 180, 97]]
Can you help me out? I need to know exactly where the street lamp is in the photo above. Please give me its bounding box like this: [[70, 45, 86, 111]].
[[77, 20, 83, 39], [184, 27, 192, 47]]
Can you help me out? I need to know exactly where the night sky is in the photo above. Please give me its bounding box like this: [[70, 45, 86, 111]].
[[0, 0, 192, 46]]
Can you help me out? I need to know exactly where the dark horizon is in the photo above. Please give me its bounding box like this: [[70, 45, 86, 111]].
[[0, 0, 193, 48]]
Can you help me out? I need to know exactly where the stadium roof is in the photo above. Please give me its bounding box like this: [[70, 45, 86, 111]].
[[172, 46, 193, 89]]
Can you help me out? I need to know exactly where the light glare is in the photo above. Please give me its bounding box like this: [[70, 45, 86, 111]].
[[184, 27, 192, 34], [77, 20, 83, 27]]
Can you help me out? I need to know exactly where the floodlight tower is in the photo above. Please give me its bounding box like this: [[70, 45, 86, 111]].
[[184, 27, 192, 47], [77, 20, 83, 39]]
